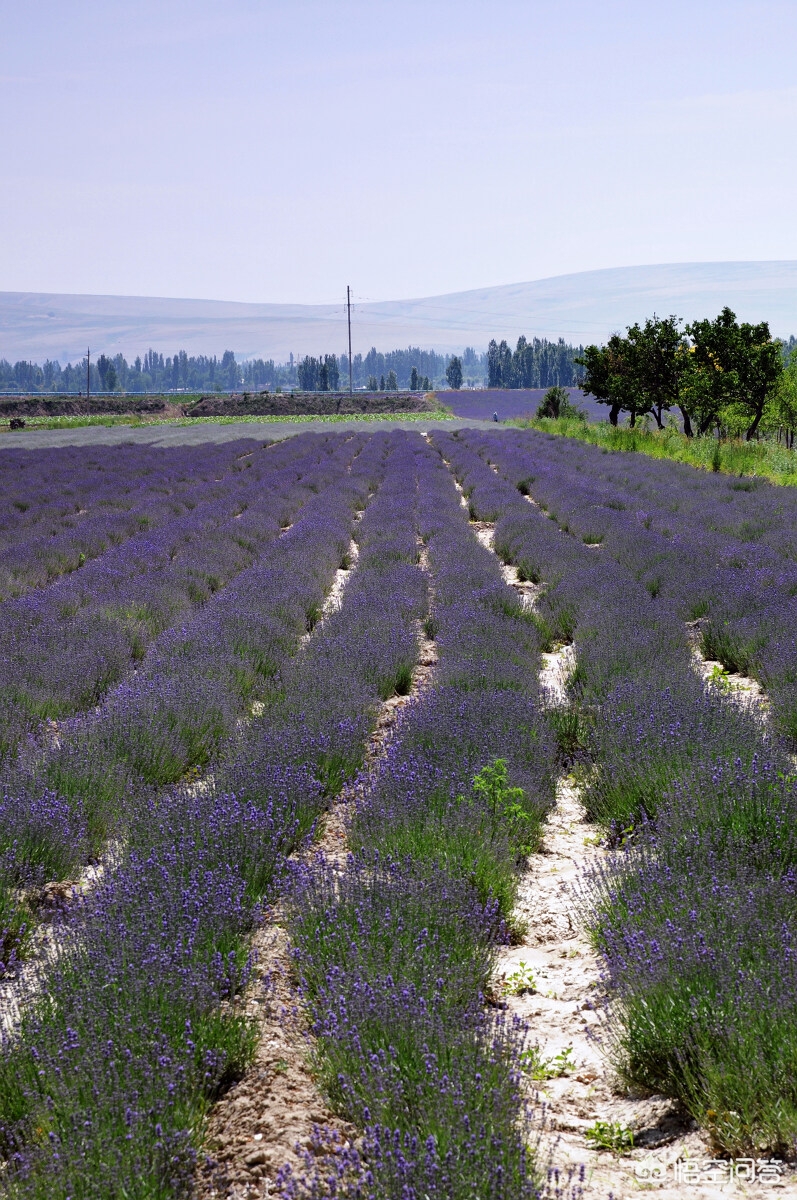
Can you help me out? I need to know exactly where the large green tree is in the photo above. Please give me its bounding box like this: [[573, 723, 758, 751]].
[[446, 356, 463, 390], [577, 335, 646, 426], [625, 315, 691, 432], [686, 307, 783, 440]]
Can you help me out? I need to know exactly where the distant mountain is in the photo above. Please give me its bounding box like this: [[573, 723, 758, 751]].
[[2, 262, 796, 363]]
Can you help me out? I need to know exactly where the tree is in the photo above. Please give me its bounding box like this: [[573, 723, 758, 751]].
[[221, 349, 239, 390], [410, 366, 419, 391], [625, 315, 689, 431], [366, 374, 378, 391], [325, 354, 340, 390], [773, 346, 797, 448], [318, 358, 329, 391], [487, 339, 513, 387], [96, 353, 113, 391], [386, 369, 398, 392], [297, 356, 320, 390], [687, 308, 783, 439], [685, 308, 742, 435], [487, 339, 501, 386], [445, 356, 463, 390], [536, 385, 584, 420], [379, 374, 386, 391], [576, 336, 644, 426]]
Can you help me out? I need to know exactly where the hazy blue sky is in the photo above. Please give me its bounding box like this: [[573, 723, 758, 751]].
[[2, 0, 796, 305]]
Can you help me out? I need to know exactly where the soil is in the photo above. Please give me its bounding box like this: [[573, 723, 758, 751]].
[[189, 392, 439, 418], [450, 462, 797, 1197], [0, 392, 441, 424], [0, 395, 185, 419], [198, 527, 439, 1198]]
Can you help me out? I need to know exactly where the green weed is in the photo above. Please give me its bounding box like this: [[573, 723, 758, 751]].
[[585, 1120, 634, 1153]]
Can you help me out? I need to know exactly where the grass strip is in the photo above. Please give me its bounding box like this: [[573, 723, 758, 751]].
[[4, 411, 457, 431], [512, 415, 797, 486]]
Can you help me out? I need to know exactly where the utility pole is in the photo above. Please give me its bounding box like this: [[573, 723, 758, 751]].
[[346, 286, 353, 395], [86, 347, 90, 401]]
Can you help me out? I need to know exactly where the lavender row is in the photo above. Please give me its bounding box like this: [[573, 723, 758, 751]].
[[451, 431, 797, 1151], [282, 443, 565, 1199], [473, 427, 797, 740], [0, 434, 381, 949], [435, 430, 775, 832], [0, 439, 240, 546], [0, 434, 361, 758], [0, 441, 252, 599], [0, 434, 412, 1194]]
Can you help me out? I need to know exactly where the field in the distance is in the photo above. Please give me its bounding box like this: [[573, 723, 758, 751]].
[[0, 428, 794, 1197]]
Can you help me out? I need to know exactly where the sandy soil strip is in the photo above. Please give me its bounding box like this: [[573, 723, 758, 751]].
[[199, 547, 438, 1199], [685, 618, 768, 710], [433, 464, 782, 1196], [1, 505, 353, 1043], [0, 849, 119, 1038]]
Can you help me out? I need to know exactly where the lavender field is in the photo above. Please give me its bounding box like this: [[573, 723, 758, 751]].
[[0, 427, 795, 1198]]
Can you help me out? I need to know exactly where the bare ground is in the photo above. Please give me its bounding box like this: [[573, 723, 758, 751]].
[[452, 466, 797, 1197], [198, 540, 439, 1198]]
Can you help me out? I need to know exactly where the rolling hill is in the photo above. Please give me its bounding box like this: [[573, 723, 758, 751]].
[[1, 261, 795, 364]]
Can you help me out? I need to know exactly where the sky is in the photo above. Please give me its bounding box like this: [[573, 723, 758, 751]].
[[2, 0, 796, 307]]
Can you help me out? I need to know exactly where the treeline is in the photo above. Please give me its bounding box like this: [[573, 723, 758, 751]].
[[0, 332, 656, 397], [1, 350, 252, 395], [487, 336, 586, 388], [297, 347, 483, 391], [579, 313, 797, 441], [0, 345, 482, 395]]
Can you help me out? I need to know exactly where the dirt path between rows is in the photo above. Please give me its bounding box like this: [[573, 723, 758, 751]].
[[440, 454, 797, 1197], [199, 539, 438, 1199]]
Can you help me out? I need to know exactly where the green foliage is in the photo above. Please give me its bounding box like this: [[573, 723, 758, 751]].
[[353, 759, 544, 925], [585, 1120, 634, 1154], [514, 415, 797, 487], [486, 336, 585, 388], [520, 1044, 576, 1079], [548, 704, 590, 761], [535, 385, 586, 421], [575, 309, 784, 440], [445, 356, 463, 390], [687, 307, 784, 440], [504, 961, 537, 995]]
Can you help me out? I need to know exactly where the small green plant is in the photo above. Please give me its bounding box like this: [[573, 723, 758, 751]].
[[521, 1044, 576, 1079], [548, 704, 589, 761], [472, 759, 534, 854], [393, 662, 413, 696], [585, 1119, 634, 1153], [505, 961, 537, 995], [708, 663, 732, 690], [689, 597, 711, 619], [305, 601, 322, 633]]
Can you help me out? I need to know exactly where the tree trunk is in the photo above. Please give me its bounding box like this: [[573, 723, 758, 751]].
[[746, 402, 765, 441], [629, 410, 636, 429], [679, 405, 693, 437], [609, 404, 620, 427], [653, 405, 664, 430]]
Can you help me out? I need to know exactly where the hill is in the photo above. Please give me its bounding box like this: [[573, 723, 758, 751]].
[[1, 262, 795, 363]]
